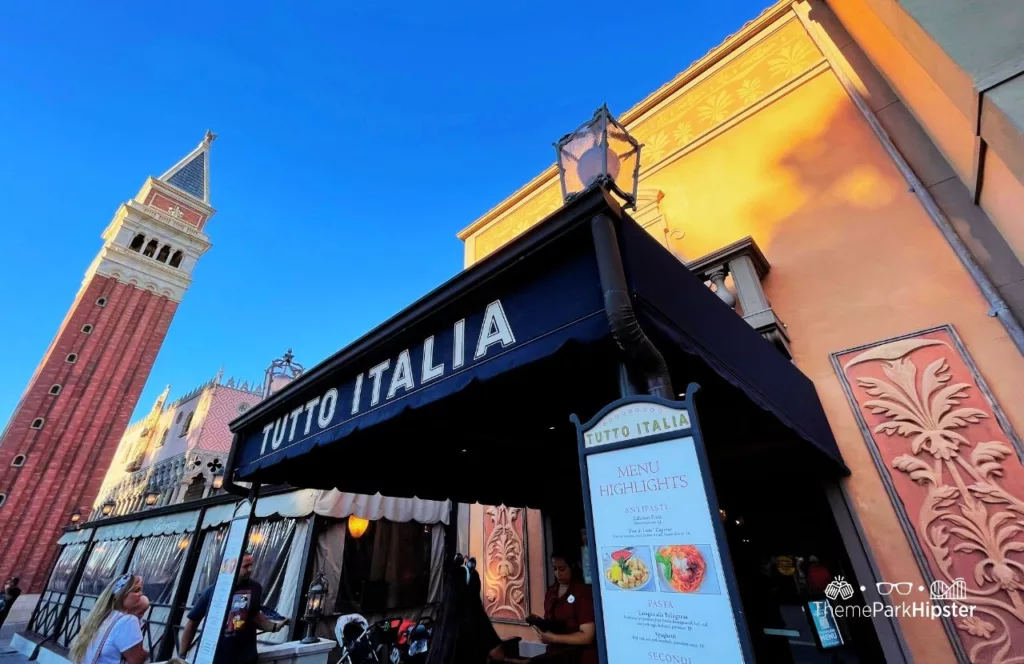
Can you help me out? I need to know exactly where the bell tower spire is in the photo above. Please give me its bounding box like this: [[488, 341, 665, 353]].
[[158, 130, 216, 205]]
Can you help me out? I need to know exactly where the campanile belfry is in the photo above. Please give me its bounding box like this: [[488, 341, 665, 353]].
[[0, 133, 217, 591]]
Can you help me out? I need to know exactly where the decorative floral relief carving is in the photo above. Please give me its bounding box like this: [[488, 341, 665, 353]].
[[838, 329, 1024, 663], [482, 504, 528, 622]]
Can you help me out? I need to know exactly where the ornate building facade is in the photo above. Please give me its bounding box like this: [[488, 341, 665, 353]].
[[93, 352, 304, 518], [0, 133, 217, 592]]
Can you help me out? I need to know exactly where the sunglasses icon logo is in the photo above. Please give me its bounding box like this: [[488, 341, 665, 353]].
[[876, 582, 913, 596]]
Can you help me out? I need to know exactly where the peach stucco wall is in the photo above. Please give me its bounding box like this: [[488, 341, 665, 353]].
[[644, 63, 1024, 662], [826, 0, 975, 188]]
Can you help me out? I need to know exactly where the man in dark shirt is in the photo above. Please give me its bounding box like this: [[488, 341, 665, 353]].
[[179, 554, 288, 664], [0, 578, 22, 630]]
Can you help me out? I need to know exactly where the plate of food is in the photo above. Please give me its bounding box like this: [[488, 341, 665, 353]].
[[655, 544, 716, 594], [603, 547, 653, 591]]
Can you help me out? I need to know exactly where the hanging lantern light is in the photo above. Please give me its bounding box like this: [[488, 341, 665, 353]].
[[555, 104, 642, 209], [301, 570, 329, 644], [347, 516, 369, 539]]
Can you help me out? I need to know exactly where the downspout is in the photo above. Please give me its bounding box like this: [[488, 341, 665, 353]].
[[223, 433, 250, 498], [591, 213, 674, 398]]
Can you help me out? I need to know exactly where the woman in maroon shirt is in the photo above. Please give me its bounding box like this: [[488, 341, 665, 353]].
[[529, 554, 598, 664]]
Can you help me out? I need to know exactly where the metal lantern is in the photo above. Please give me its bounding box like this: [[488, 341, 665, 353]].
[[301, 570, 329, 644], [144, 492, 160, 507], [69, 510, 82, 524], [101, 502, 115, 517], [211, 471, 224, 490], [555, 104, 642, 209]]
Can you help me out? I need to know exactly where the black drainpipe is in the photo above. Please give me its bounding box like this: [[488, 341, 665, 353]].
[[223, 433, 250, 498], [591, 213, 674, 398]]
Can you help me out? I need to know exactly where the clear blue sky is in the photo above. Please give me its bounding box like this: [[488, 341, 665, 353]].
[[0, 0, 770, 425]]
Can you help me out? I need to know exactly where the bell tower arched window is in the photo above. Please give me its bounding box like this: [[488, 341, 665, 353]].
[[170, 251, 183, 268], [156, 245, 171, 263], [129, 234, 145, 252], [143, 240, 158, 258]]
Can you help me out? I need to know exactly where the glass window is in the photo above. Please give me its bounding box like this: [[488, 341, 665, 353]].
[[128, 534, 192, 605], [78, 540, 131, 596], [335, 519, 432, 614], [189, 519, 297, 611], [247, 519, 297, 611], [190, 527, 228, 604], [47, 543, 88, 594]]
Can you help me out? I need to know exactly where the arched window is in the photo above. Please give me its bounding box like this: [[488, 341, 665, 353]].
[[96, 297, 107, 307], [169, 251, 183, 268], [11, 455, 25, 467], [81, 324, 93, 334], [66, 353, 78, 363], [180, 412, 194, 437], [49, 384, 62, 395], [176, 412, 184, 424], [129, 234, 145, 252], [157, 430, 168, 447], [183, 475, 207, 502], [30, 418, 44, 430], [143, 240, 158, 257], [156, 245, 171, 263]]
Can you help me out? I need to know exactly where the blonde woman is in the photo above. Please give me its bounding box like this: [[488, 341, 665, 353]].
[[68, 572, 150, 664]]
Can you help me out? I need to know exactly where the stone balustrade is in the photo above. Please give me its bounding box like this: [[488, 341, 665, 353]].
[[687, 236, 791, 359]]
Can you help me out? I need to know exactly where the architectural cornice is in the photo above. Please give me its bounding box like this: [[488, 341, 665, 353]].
[[118, 201, 212, 249], [137, 177, 216, 218]]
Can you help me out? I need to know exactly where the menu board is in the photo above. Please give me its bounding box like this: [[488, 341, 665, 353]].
[[578, 399, 750, 664], [195, 499, 252, 664]]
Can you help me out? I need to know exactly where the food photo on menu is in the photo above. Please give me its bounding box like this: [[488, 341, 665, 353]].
[[654, 544, 722, 595], [602, 547, 656, 592]]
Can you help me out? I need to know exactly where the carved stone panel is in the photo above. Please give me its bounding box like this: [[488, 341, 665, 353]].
[[482, 504, 529, 623], [834, 326, 1024, 663]]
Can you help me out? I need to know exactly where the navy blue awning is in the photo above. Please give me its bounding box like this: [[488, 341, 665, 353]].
[[229, 189, 846, 500]]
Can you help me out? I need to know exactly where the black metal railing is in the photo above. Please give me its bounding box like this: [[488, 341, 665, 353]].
[[26, 589, 65, 639]]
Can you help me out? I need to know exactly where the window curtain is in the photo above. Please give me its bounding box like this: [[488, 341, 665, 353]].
[[47, 543, 87, 594], [185, 520, 299, 611], [247, 518, 296, 612], [335, 519, 435, 614], [189, 526, 228, 604], [128, 534, 192, 605], [78, 540, 131, 596], [127, 534, 192, 654], [314, 521, 347, 617], [258, 519, 309, 646]]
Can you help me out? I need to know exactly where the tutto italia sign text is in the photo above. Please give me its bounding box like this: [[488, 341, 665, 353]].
[[240, 300, 517, 466]]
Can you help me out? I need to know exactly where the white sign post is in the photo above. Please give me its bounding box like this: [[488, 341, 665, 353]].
[[573, 385, 754, 664], [194, 499, 253, 664]]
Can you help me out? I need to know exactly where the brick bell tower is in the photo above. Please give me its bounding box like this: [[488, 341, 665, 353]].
[[0, 132, 217, 591]]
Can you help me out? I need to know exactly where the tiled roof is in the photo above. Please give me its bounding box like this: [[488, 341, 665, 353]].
[[165, 151, 206, 200]]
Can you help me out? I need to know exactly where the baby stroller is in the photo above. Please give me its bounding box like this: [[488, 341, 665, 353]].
[[335, 613, 383, 664]]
